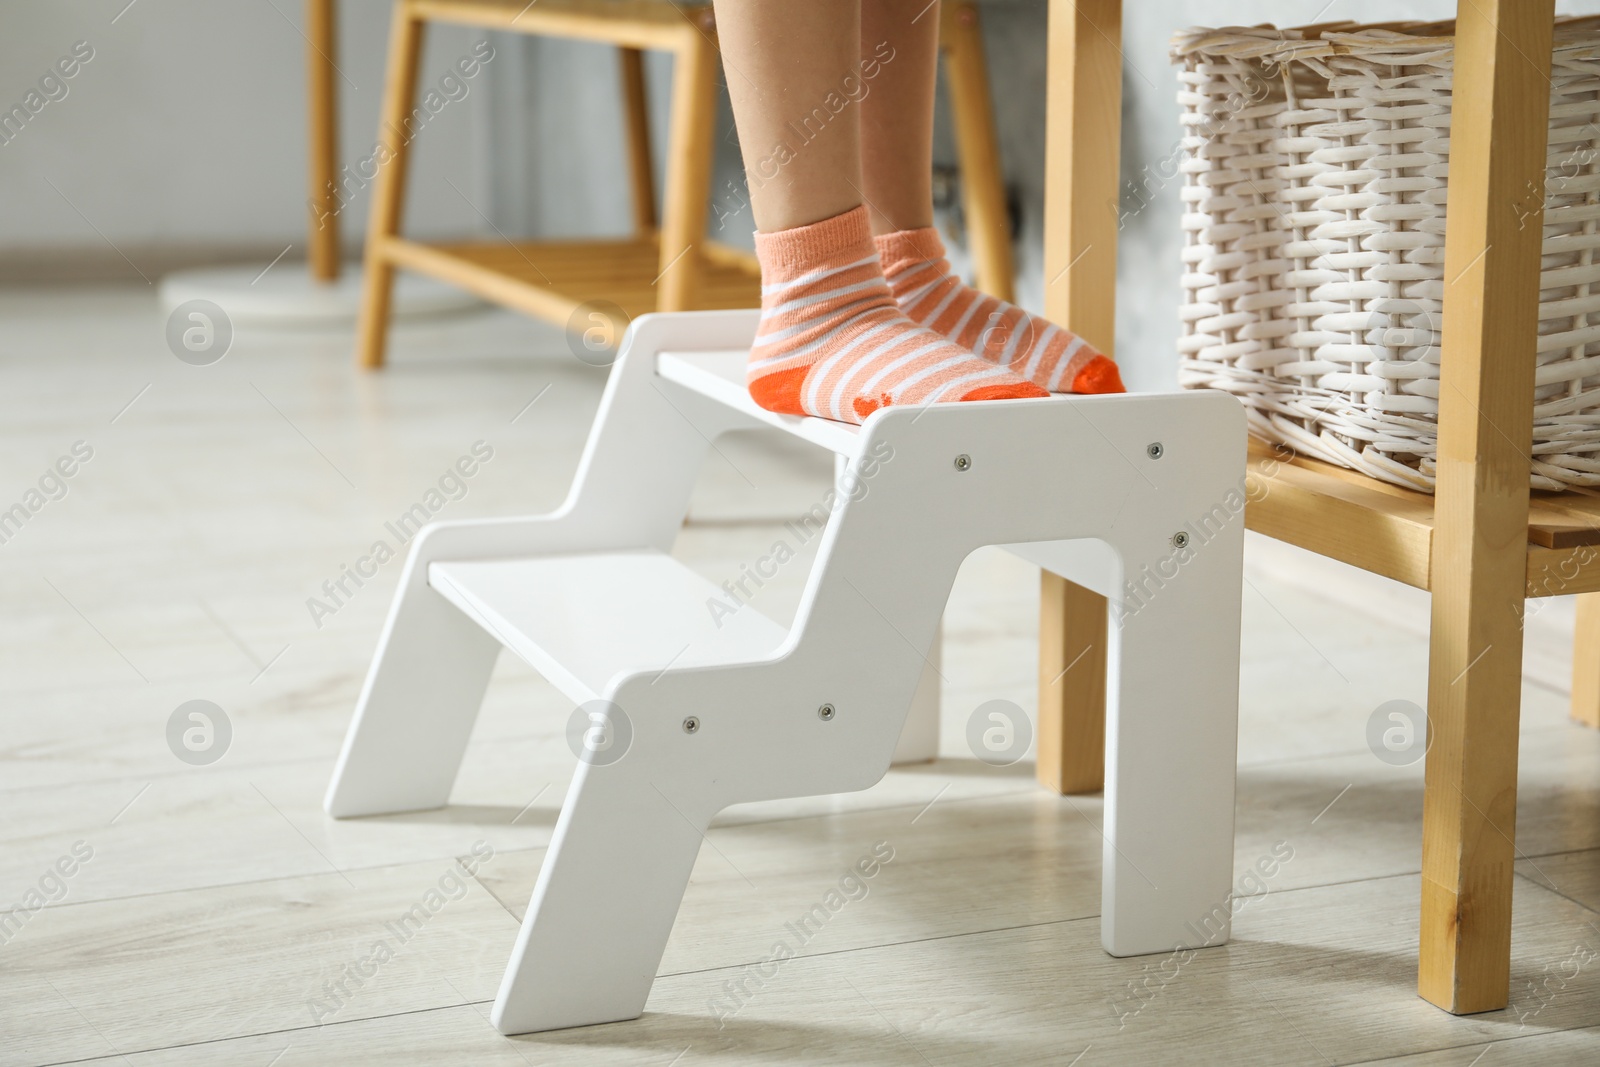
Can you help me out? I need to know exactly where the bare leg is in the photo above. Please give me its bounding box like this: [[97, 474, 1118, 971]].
[[713, 0, 863, 232], [858, 0, 940, 234], [858, 0, 1124, 395], [715, 0, 1047, 421]]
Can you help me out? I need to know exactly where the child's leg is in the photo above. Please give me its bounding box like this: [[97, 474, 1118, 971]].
[[857, 0, 1123, 394], [856, 1, 938, 236], [714, 0, 1046, 424], [716, 0, 863, 233]]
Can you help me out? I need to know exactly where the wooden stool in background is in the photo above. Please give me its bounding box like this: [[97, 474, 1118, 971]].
[[356, 0, 1019, 368]]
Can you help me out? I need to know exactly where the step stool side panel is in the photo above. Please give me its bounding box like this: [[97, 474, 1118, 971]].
[[1099, 394, 1244, 956], [327, 310, 762, 818], [492, 758, 707, 1034], [1101, 492, 1243, 956], [893, 636, 942, 764], [363, 370, 1245, 1031], [324, 554, 502, 818], [855, 394, 1246, 956], [834, 451, 940, 765], [559, 310, 768, 550]]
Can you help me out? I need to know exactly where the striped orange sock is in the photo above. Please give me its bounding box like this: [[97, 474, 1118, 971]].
[[875, 227, 1125, 394], [748, 207, 1048, 424]]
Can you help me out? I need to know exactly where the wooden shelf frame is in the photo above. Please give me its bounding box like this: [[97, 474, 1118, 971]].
[[356, 0, 1019, 367], [1038, 0, 1574, 1017], [357, 0, 726, 368], [379, 235, 760, 331], [1246, 441, 1600, 597]]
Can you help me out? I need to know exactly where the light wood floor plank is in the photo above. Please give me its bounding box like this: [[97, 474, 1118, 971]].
[[5, 288, 1600, 1066], [30, 873, 1600, 1067]]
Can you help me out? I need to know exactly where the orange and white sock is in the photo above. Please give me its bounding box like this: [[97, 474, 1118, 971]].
[[748, 207, 1047, 424], [875, 227, 1125, 394]]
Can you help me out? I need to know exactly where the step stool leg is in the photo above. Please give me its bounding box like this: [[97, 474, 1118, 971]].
[[830, 451, 941, 765], [491, 761, 708, 1034], [325, 566, 500, 818], [892, 622, 941, 764], [1101, 536, 1240, 957]]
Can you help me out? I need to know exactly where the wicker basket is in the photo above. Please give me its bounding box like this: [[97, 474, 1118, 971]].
[[1173, 19, 1600, 491]]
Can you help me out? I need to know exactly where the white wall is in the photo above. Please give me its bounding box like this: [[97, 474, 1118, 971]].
[[0, 0, 490, 255]]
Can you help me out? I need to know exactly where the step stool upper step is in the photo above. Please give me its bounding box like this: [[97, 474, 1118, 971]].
[[429, 550, 789, 704], [656, 349, 863, 455]]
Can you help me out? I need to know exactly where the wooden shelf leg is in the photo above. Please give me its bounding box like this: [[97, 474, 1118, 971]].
[[657, 23, 716, 312], [356, 1, 425, 370], [1037, 572, 1109, 792], [941, 1, 1015, 303], [307, 0, 342, 283], [619, 47, 658, 238], [1574, 594, 1600, 728], [1036, 0, 1121, 796], [1420, 0, 1554, 1015]]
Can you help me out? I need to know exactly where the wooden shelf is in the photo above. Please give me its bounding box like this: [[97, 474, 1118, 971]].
[[377, 235, 760, 329], [1245, 439, 1600, 597], [407, 0, 711, 46]]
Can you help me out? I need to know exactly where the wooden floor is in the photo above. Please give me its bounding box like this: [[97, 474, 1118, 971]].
[[1, 287, 1598, 1066]]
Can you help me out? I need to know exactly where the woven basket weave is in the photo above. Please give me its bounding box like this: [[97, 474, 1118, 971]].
[[1173, 19, 1600, 491]]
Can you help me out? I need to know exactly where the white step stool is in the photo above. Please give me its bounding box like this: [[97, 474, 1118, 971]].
[[324, 309, 1246, 1035]]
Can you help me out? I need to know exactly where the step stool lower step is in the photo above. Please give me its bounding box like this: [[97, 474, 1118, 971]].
[[429, 551, 789, 704]]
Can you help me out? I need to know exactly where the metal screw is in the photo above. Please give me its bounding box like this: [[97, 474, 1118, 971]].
[[1147, 442, 1164, 460], [682, 716, 700, 734], [1172, 531, 1190, 549], [954, 454, 972, 472], [818, 703, 836, 721]]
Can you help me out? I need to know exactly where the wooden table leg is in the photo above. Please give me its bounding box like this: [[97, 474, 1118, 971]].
[[942, 0, 1015, 303], [356, 0, 425, 369], [1573, 594, 1600, 728], [307, 0, 342, 283], [1421, 0, 1554, 1015], [1037, 0, 1121, 796]]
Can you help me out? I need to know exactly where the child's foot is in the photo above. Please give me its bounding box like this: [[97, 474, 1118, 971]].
[[875, 227, 1125, 395], [748, 207, 1048, 424]]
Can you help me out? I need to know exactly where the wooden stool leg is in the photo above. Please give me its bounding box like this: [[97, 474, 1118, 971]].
[[1420, 0, 1553, 1015], [1036, 0, 1121, 796], [307, 0, 342, 283], [619, 47, 658, 237], [1573, 594, 1600, 728], [940, 1, 1014, 303], [656, 26, 716, 312], [356, 1, 425, 370]]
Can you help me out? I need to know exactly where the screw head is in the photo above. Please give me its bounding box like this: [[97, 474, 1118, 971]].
[[818, 703, 836, 721], [1147, 442, 1164, 460], [954, 454, 972, 472], [682, 716, 700, 734], [1172, 531, 1190, 549]]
